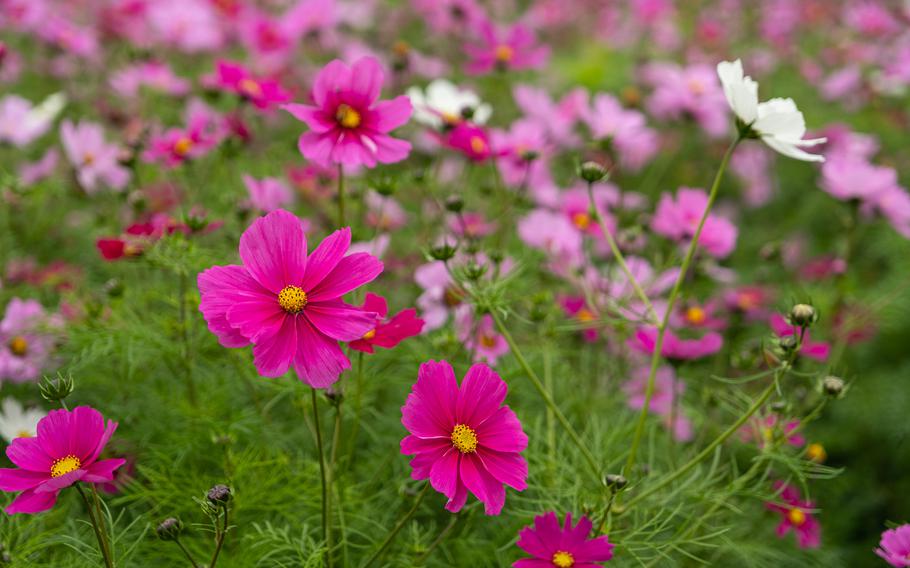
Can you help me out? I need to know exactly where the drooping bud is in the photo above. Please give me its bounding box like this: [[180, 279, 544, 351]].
[[788, 304, 818, 328], [39, 373, 75, 403], [206, 484, 232, 506], [156, 517, 184, 541], [578, 161, 608, 184], [822, 375, 845, 397], [603, 473, 628, 491]]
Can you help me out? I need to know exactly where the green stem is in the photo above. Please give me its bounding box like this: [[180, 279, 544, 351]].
[[361, 482, 430, 568], [76, 484, 115, 568], [337, 164, 345, 228], [585, 181, 657, 324], [311, 389, 333, 567], [543, 347, 556, 482], [209, 506, 228, 568], [328, 402, 343, 567], [178, 271, 197, 406], [623, 373, 778, 511], [489, 310, 601, 479], [414, 513, 461, 564], [624, 137, 740, 475], [173, 538, 201, 568]]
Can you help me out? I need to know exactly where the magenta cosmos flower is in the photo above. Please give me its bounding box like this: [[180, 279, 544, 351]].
[[0, 406, 125, 514], [876, 524, 910, 567], [213, 60, 291, 110], [198, 209, 382, 387], [282, 57, 412, 169], [348, 293, 424, 354], [400, 360, 527, 515], [514, 512, 615, 567], [766, 482, 821, 549]]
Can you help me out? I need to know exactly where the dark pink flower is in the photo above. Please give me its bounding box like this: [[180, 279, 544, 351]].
[[464, 20, 549, 75], [400, 361, 527, 515], [213, 60, 291, 110], [441, 122, 495, 162], [629, 326, 723, 361], [876, 524, 910, 567], [282, 57, 412, 168], [197, 210, 382, 387], [514, 511, 614, 567], [766, 482, 821, 549], [560, 296, 600, 342], [348, 293, 423, 354], [0, 406, 125, 514]]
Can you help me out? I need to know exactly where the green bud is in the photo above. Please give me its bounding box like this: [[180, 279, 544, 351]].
[[604, 473, 627, 490], [428, 243, 457, 262], [39, 373, 75, 403], [788, 304, 818, 328], [444, 195, 464, 213], [578, 161, 608, 183]]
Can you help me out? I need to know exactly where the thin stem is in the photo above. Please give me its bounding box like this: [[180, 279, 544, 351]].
[[173, 538, 201, 568], [624, 137, 740, 475], [76, 484, 115, 568], [543, 347, 556, 482], [414, 513, 461, 564], [489, 310, 601, 479], [347, 352, 365, 459], [585, 181, 657, 324], [178, 271, 197, 406], [361, 482, 430, 568], [337, 164, 345, 228], [328, 402, 343, 567], [209, 506, 229, 568], [596, 490, 617, 534], [624, 372, 778, 511], [311, 388, 333, 568]]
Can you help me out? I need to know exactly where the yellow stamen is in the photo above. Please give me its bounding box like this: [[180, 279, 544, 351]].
[[479, 334, 497, 348], [392, 40, 410, 56], [173, 137, 193, 156], [572, 212, 591, 230], [362, 329, 377, 340], [441, 112, 460, 125], [451, 424, 478, 453], [335, 104, 362, 129], [495, 44, 514, 63], [577, 308, 595, 323], [685, 306, 706, 325], [8, 336, 27, 357], [82, 152, 95, 166], [239, 78, 262, 98], [687, 78, 706, 95], [278, 285, 307, 313], [806, 443, 827, 463], [16, 430, 32, 439], [787, 508, 807, 527], [552, 550, 575, 567], [50, 454, 82, 478], [469, 136, 487, 154]]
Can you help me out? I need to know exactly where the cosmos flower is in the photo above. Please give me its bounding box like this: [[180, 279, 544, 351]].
[[212, 60, 290, 110], [283, 56, 413, 168], [629, 326, 723, 361], [766, 482, 821, 549], [197, 209, 383, 387], [514, 512, 615, 567], [59, 120, 130, 194], [464, 20, 550, 75], [243, 175, 294, 213], [348, 293, 424, 354], [440, 122, 495, 162], [0, 298, 56, 383], [0, 93, 65, 147], [876, 524, 910, 567], [400, 360, 527, 515], [0, 406, 125, 514], [623, 365, 693, 442], [651, 187, 738, 259], [455, 309, 510, 366], [0, 399, 46, 443], [716, 59, 826, 162]]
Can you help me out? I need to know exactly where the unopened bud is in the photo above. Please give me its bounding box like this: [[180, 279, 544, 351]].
[[39, 373, 75, 403], [104, 278, 124, 298], [578, 161, 608, 183], [370, 176, 396, 196], [778, 335, 798, 353], [206, 484, 232, 506], [822, 375, 845, 397], [604, 473, 627, 490], [156, 517, 184, 541], [428, 243, 457, 262], [444, 195, 464, 213], [464, 262, 486, 281], [788, 304, 817, 328]]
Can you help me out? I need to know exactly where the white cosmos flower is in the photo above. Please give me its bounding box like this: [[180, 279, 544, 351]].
[[0, 398, 47, 443], [717, 59, 825, 162], [406, 79, 492, 129]]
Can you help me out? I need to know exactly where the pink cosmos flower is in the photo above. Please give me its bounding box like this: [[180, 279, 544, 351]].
[[147, 0, 224, 53], [514, 511, 615, 567], [623, 365, 692, 442], [59, 120, 130, 194], [642, 62, 729, 138], [671, 301, 726, 331], [766, 482, 821, 549], [491, 118, 551, 187], [415, 260, 464, 331], [724, 286, 772, 320], [400, 360, 528, 515], [651, 187, 738, 259], [213, 60, 291, 110], [109, 61, 190, 98], [731, 145, 774, 207], [348, 293, 424, 354], [18, 149, 58, 187], [364, 191, 407, 231], [0, 406, 125, 514], [412, 0, 484, 33], [770, 314, 830, 361], [282, 57, 412, 168], [448, 212, 496, 239], [560, 296, 599, 343], [0, 298, 56, 383], [440, 122, 495, 162], [456, 309, 510, 366], [820, 153, 899, 202], [513, 85, 586, 147], [740, 415, 805, 449], [581, 93, 659, 171], [559, 184, 617, 242], [876, 524, 910, 567], [518, 209, 584, 268], [197, 210, 382, 387], [629, 326, 723, 361], [464, 20, 550, 75], [242, 175, 293, 213]]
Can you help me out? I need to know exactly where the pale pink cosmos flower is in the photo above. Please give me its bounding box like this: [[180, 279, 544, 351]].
[[517, 209, 585, 268], [197, 210, 383, 388], [109, 61, 190, 98], [59, 120, 130, 194], [242, 175, 294, 213], [411, 0, 484, 33], [364, 191, 407, 231], [513, 85, 586, 147], [283, 57, 412, 168], [0, 298, 57, 383], [448, 212, 496, 239], [0, 95, 60, 147], [456, 308, 509, 366], [0, 406, 125, 515], [491, 118, 550, 188], [623, 365, 692, 442], [400, 360, 528, 515], [642, 61, 729, 138], [651, 187, 738, 259], [464, 20, 550, 75], [629, 326, 723, 361], [876, 524, 910, 567], [18, 149, 58, 187], [582, 92, 659, 171], [844, 1, 901, 37], [147, 0, 224, 53], [731, 144, 774, 207]]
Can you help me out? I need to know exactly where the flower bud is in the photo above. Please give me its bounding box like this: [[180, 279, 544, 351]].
[[104, 278, 124, 298], [156, 517, 184, 541], [206, 484, 232, 506], [778, 335, 798, 353], [464, 262, 487, 281], [603, 473, 627, 490], [428, 243, 457, 262], [325, 386, 344, 405], [39, 373, 75, 403], [369, 176, 396, 196], [788, 304, 817, 328], [444, 195, 464, 213], [822, 375, 845, 397], [806, 442, 827, 463], [578, 161, 608, 184]]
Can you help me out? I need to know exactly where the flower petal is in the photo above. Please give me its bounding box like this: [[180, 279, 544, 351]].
[[459, 453, 505, 515], [307, 253, 383, 303], [251, 315, 297, 377], [239, 210, 308, 293], [304, 302, 376, 341], [5, 487, 59, 514], [292, 316, 349, 388], [456, 364, 507, 427], [300, 228, 351, 292]]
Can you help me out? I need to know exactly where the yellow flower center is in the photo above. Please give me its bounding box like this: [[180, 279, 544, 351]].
[[393, 40, 410, 56], [687, 78, 706, 95], [787, 508, 807, 527], [495, 44, 514, 62], [552, 550, 575, 567], [50, 454, 82, 478], [444, 286, 464, 307], [173, 137, 193, 156], [8, 336, 27, 357], [451, 424, 478, 453], [806, 443, 827, 463], [82, 152, 95, 166], [362, 329, 377, 340], [685, 306, 706, 325], [469, 136, 487, 155], [16, 430, 32, 439], [239, 78, 262, 98], [572, 212, 591, 230], [441, 112, 460, 125], [278, 285, 307, 313], [479, 334, 497, 348], [577, 308, 595, 323], [335, 104, 362, 129]]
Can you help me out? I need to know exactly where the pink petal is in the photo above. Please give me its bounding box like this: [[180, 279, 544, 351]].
[[298, 131, 336, 166], [456, 364, 507, 427], [371, 133, 412, 164], [239, 210, 308, 293], [349, 56, 385, 106], [369, 96, 412, 132], [428, 447, 460, 500], [292, 316, 349, 388], [6, 437, 54, 472], [300, 228, 351, 292], [83, 458, 126, 484], [34, 468, 85, 492], [475, 448, 527, 491], [445, 477, 468, 513], [5, 487, 59, 514], [475, 406, 528, 453], [36, 408, 73, 459], [251, 315, 297, 377], [307, 253, 383, 303], [401, 361, 459, 438], [69, 406, 105, 463], [281, 103, 334, 133], [0, 468, 48, 491], [304, 302, 376, 341], [226, 297, 286, 343], [459, 453, 505, 515], [312, 60, 351, 108], [360, 293, 388, 318], [198, 265, 272, 348]]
